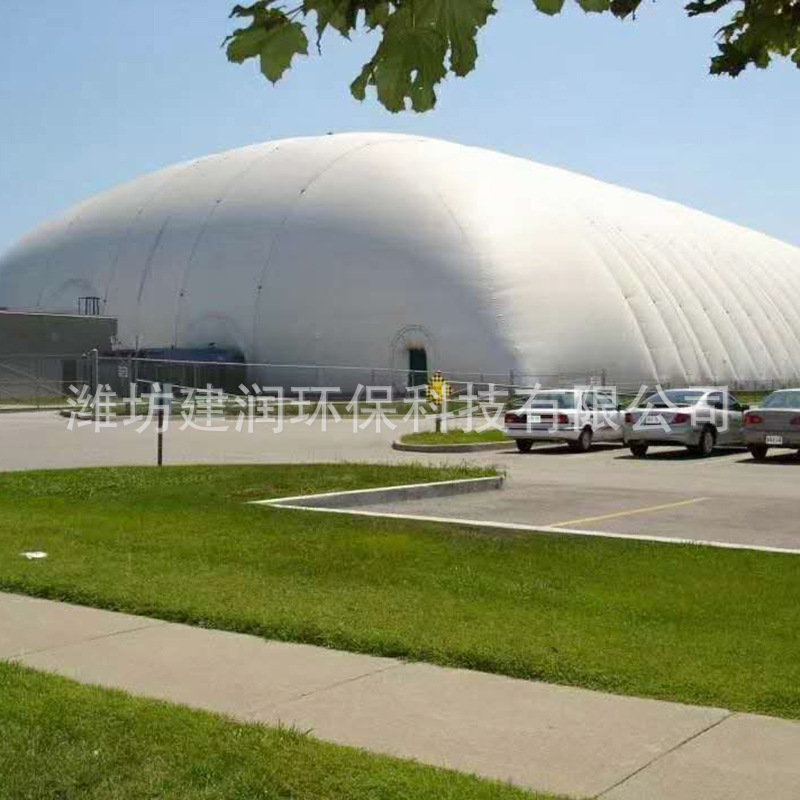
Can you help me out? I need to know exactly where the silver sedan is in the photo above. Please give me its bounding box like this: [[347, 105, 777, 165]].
[[623, 388, 746, 457], [742, 389, 800, 460]]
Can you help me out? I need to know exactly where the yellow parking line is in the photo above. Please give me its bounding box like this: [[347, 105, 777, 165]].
[[549, 497, 710, 529]]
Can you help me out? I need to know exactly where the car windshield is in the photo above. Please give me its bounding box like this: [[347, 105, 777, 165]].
[[644, 390, 706, 408], [762, 390, 800, 409], [509, 392, 576, 410]]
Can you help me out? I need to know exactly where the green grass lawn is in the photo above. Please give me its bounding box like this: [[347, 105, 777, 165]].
[[734, 391, 771, 407], [401, 429, 509, 445], [0, 661, 550, 800], [0, 465, 798, 719]]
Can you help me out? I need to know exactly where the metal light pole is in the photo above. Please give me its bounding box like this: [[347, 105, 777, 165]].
[[156, 382, 172, 467]]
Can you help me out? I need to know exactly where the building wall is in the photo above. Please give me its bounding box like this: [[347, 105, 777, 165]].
[[0, 311, 117, 402], [0, 310, 117, 356]]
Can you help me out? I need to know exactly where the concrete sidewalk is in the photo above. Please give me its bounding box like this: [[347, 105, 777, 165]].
[[2, 592, 798, 799]]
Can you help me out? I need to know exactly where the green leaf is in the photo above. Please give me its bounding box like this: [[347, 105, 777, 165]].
[[259, 22, 309, 83], [308, 0, 358, 42], [227, 0, 800, 114], [349, 0, 495, 111], [224, 3, 308, 83], [226, 26, 270, 64], [608, 0, 642, 18], [225, 6, 286, 63], [577, 0, 610, 12], [352, 12, 448, 113], [365, 1, 391, 29], [533, 0, 566, 15], [419, 0, 496, 77]]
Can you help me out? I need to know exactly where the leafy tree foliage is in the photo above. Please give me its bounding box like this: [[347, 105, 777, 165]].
[[224, 1, 800, 112]]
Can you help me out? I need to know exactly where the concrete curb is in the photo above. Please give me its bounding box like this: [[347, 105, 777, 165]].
[[58, 409, 86, 420], [253, 475, 504, 510], [392, 439, 513, 454], [0, 406, 71, 415]]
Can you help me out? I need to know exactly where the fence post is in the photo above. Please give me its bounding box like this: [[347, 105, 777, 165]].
[[157, 382, 171, 467], [91, 348, 99, 394], [157, 406, 164, 466], [35, 357, 41, 410]]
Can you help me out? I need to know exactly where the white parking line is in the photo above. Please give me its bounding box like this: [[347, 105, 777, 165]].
[[261, 503, 800, 556]]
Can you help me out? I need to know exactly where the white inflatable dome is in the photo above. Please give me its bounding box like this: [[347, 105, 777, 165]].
[[1, 131, 799, 388]]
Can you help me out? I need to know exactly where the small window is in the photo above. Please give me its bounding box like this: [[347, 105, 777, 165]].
[[597, 393, 617, 409]]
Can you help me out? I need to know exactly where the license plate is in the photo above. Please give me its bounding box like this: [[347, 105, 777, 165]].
[[766, 435, 784, 446], [529, 415, 541, 424], [645, 416, 664, 425]]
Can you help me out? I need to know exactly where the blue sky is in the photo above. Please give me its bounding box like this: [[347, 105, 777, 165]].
[[0, 0, 797, 256]]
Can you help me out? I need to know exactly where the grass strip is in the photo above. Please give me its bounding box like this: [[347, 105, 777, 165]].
[[400, 429, 509, 445], [0, 661, 554, 800], [0, 464, 798, 719]]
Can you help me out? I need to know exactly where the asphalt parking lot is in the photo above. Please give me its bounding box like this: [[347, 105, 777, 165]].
[[362, 443, 800, 552], [1, 411, 798, 552]]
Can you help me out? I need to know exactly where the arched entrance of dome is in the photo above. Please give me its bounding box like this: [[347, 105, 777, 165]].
[[390, 325, 436, 393]]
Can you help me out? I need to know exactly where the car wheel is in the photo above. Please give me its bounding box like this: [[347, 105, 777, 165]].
[[630, 443, 649, 458], [569, 427, 593, 453], [515, 439, 533, 453], [748, 444, 769, 461], [688, 426, 715, 457]]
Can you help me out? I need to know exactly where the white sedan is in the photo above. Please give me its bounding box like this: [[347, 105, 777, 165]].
[[504, 389, 624, 453]]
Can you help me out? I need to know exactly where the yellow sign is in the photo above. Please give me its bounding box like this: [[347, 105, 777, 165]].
[[426, 373, 450, 404]]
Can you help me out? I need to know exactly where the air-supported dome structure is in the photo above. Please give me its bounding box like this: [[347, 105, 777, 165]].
[[1, 132, 800, 389]]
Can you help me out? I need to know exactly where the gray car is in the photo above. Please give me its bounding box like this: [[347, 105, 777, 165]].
[[623, 388, 746, 457], [742, 389, 800, 460]]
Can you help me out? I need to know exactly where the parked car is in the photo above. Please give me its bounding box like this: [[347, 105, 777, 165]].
[[623, 388, 746, 457], [742, 389, 800, 460], [504, 389, 624, 453]]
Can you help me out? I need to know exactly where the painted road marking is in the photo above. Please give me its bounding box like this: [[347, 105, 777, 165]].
[[260, 503, 800, 556], [548, 497, 710, 529]]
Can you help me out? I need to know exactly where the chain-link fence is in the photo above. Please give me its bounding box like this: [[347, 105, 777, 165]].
[[1, 352, 796, 409], [93, 356, 617, 401], [0, 354, 89, 408]]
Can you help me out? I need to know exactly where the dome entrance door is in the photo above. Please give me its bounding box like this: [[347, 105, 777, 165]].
[[408, 347, 428, 389]]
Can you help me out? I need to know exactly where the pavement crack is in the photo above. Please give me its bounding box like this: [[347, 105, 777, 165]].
[[246, 661, 408, 717], [593, 711, 735, 799], [6, 620, 166, 662]]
